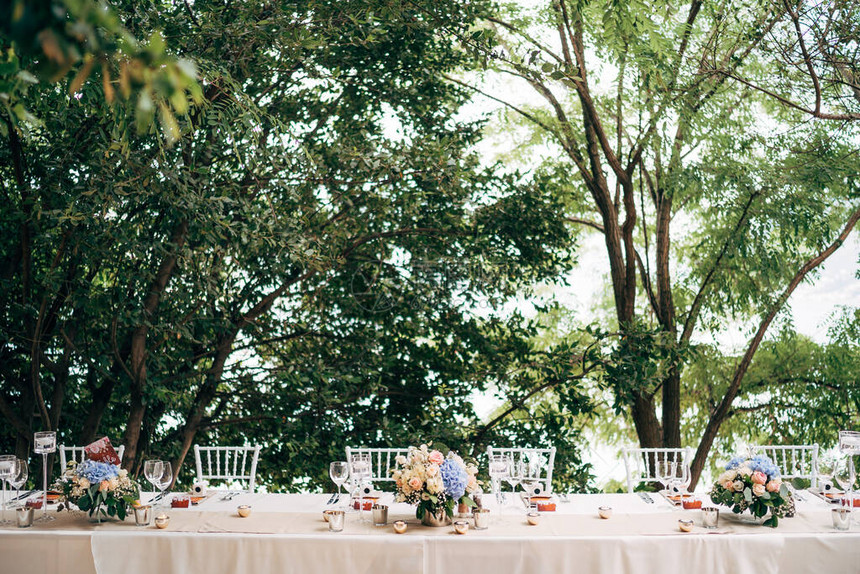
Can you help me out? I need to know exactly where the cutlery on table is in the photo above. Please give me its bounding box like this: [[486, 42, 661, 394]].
[[638, 492, 654, 504], [10, 490, 35, 502], [325, 493, 338, 505]]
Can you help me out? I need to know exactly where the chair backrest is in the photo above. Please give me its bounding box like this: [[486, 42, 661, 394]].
[[345, 447, 410, 483], [59, 444, 125, 469], [751, 444, 819, 488], [486, 446, 557, 494], [194, 445, 261, 492], [622, 447, 692, 493]]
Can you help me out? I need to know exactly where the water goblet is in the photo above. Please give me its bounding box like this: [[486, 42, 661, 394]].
[[488, 455, 508, 506], [329, 461, 349, 507], [655, 461, 677, 494], [834, 455, 856, 517], [156, 462, 173, 508], [0, 455, 15, 524], [143, 460, 163, 504], [10, 460, 29, 508], [33, 431, 56, 522]]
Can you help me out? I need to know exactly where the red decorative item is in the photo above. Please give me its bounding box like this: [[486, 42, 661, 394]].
[[531, 497, 556, 512], [353, 498, 378, 511], [682, 498, 702, 510], [84, 437, 121, 465]]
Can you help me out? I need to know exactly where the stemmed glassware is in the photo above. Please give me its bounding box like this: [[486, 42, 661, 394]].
[[156, 462, 173, 508], [655, 461, 677, 493], [834, 455, 855, 515], [33, 431, 56, 522], [10, 459, 29, 508], [488, 454, 509, 506], [520, 460, 542, 507], [506, 458, 523, 510], [329, 461, 349, 507], [0, 455, 15, 524], [144, 460, 164, 505], [349, 453, 371, 521]]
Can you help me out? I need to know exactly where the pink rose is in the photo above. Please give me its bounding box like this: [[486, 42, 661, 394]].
[[428, 450, 445, 465], [752, 483, 766, 497], [751, 471, 767, 485], [766, 480, 781, 493], [99, 480, 110, 492], [408, 477, 422, 490]]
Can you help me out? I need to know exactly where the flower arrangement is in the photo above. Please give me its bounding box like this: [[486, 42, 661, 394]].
[[710, 454, 793, 527], [392, 444, 479, 522], [55, 459, 140, 521]]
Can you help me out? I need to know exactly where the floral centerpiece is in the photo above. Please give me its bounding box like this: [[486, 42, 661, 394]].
[[710, 454, 793, 527], [392, 444, 479, 526], [55, 459, 140, 521]]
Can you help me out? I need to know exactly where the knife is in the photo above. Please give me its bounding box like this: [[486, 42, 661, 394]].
[[326, 493, 338, 505], [10, 490, 35, 502]]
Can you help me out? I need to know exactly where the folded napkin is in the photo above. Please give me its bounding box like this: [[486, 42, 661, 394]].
[[84, 437, 121, 465]]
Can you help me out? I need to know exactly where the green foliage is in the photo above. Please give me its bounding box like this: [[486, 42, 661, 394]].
[[0, 0, 594, 493]]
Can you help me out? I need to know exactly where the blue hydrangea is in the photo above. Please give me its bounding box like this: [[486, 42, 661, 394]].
[[76, 460, 119, 484], [748, 455, 780, 478], [725, 456, 745, 470], [439, 459, 468, 501]]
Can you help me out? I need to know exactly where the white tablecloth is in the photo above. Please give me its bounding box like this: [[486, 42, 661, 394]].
[[1, 492, 858, 574]]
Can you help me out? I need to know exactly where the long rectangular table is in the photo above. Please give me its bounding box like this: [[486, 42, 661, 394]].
[[2, 492, 858, 574]]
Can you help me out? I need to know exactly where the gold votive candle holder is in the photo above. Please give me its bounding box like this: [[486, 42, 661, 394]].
[[598, 506, 612, 519], [453, 520, 469, 534], [154, 514, 170, 529], [393, 520, 408, 534], [678, 519, 694, 532]]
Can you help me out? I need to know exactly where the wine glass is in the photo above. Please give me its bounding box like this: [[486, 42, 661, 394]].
[[10, 459, 29, 508], [144, 460, 164, 504], [0, 455, 15, 524], [488, 455, 508, 506], [156, 462, 173, 508], [520, 460, 542, 507], [349, 454, 371, 521], [834, 455, 856, 513], [33, 431, 56, 522], [329, 461, 349, 506], [655, 461, 677, 493]]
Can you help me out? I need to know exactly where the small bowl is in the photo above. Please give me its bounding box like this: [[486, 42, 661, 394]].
[[453, 520, 469, 534], [237, 505, 252, 518], [154, 514, 170, 529], [393, 520, 408, 534], [678, 519, 694, 533], [598, 506, 612, 519], [526, 511, 541, 526]]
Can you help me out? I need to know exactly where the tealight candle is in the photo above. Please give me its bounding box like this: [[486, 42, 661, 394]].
[[678, 519, 694, 533], [453, 520, 469, 534], [154, 514, 170, 529], [526, 512, 540, 526], [473, 508, 490, 530], [598, 506, 612, 519], [237, 505, 252, 518], [393, 520, 408, 534]]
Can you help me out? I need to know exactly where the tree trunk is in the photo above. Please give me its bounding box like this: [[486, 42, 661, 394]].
[[630, 391, 662, 448]]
